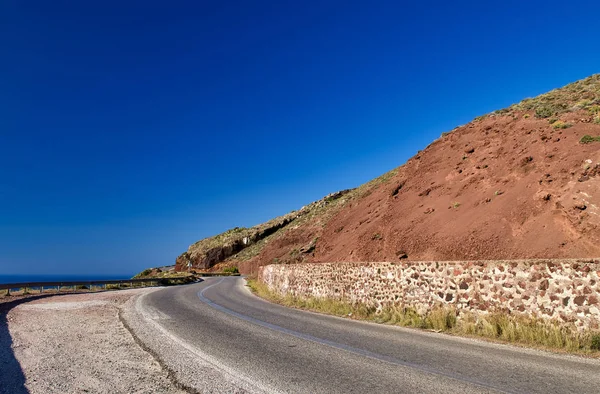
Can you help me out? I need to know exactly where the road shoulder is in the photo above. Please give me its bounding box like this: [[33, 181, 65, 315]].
[[121, 286, 270, 393], [6, 288, 187, 394]]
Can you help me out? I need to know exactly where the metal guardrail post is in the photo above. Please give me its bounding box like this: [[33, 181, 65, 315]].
[[0, 277, 191, 296]]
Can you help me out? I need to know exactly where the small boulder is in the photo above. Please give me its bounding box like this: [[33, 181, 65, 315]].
[[396, 251, 408, 259]]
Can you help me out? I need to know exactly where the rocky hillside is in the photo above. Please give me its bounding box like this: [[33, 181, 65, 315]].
[[177, 74, 600, 274], [175, 190, 352, 272]]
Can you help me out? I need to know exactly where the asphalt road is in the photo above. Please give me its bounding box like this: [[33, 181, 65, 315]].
[[135, 277, 600, 394]]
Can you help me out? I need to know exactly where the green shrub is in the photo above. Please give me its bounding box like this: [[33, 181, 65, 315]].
[[535, 106, 554, 118], [552, 120, 571, 129], [223, 266, 239, 274], [591, 334, 600, 350], [589, 105, 600, 114], [574, 99, 593, 109], [580, 135, 600, 144]]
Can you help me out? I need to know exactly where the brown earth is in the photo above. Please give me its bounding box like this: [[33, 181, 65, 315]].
[[237, 109, 600, 274], [175, 75, 600, 275], [314, 111, 600, 261]]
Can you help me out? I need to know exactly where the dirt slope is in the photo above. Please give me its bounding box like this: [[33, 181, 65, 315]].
[[175, 190, 353, 272], [315, 109, 600, 263], [177, 75, 600, 274]]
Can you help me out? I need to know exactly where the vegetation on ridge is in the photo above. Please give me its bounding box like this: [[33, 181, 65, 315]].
[[474, 74, 600, 121]]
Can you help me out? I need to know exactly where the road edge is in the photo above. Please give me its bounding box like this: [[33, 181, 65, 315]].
[[117, 290, 199, 394], [120, 284, 276, 394]]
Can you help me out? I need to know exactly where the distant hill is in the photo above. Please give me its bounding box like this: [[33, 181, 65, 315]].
[[176, 74, 600, 274]]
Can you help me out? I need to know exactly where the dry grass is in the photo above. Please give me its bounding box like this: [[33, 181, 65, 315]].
[[247, 279, 600, 354], [456, 312, 594, 352], [248, 278, 372, 317], [474, 74, 600, 121], [551, 120, 571, 129]]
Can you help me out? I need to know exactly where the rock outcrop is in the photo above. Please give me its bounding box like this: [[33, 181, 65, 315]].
[[175, 190, 352, 271]]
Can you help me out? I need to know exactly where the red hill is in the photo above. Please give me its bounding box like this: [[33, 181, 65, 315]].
[[176, 75, 600, 274]]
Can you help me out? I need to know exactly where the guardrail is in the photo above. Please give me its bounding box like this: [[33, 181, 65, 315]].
[[0, 277, 192, 296]]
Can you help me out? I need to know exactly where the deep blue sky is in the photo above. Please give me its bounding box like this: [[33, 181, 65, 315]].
[[1, 1, 599, 276]]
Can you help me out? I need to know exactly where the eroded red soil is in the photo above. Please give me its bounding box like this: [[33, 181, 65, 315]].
[[239, 110, 600, 273]]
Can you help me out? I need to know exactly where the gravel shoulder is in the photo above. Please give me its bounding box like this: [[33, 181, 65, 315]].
[[121, 287, 257, 393], [3, 288, 187, 394]]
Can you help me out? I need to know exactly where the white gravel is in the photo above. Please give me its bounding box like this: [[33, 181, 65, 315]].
[[5, 289, 187, 394]]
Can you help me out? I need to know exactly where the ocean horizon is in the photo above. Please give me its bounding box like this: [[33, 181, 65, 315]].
[[0, 274, 135, 285]]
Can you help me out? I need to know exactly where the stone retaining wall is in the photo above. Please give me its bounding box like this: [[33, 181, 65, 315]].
[[259, 259, 600, 329]]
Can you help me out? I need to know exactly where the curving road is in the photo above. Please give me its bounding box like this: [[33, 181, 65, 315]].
[[130, 277, 600, 394]]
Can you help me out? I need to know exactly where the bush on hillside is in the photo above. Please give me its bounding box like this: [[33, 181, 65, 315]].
[[535, 106, 554, 118], [580, 135, 600, 144]]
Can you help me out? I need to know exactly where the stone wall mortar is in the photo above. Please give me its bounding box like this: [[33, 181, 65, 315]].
[[258, 259, 600, 330]]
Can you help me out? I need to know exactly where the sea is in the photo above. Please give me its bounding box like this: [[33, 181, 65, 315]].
[[0, 274, 134, 285]]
